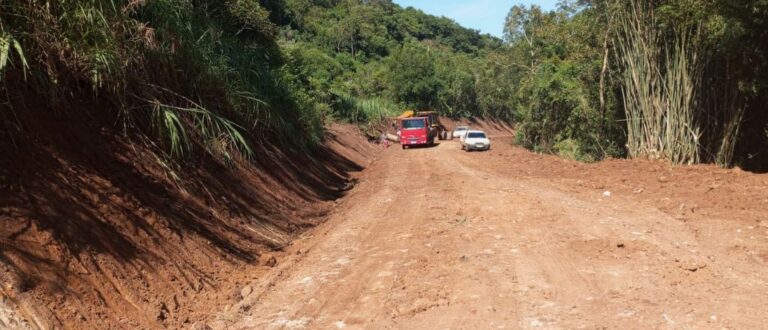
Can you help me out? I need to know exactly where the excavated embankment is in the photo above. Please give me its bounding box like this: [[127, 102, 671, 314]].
[[0, 104, 379, 329]]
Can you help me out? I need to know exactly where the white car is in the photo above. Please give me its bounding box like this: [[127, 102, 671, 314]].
[[452, 126, 469, 139], [460, 130, 491, 151]]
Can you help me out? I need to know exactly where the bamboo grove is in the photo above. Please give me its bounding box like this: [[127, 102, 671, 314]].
[[506, 0, 767, 169]]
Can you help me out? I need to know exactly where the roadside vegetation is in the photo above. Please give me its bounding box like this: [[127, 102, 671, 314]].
[[0, 0, 510, 158], [503, 0, 768, 169], [0, 0, 323, 160], [1, 0, 767, 170]]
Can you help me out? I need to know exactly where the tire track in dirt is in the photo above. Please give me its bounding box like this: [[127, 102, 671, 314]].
[[213, 139, 768, 329], [452, 140, 768, 329]]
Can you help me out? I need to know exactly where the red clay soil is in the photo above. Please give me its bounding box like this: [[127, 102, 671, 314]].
[[3, 111, 768, 329], [0, 104, 379, 329], [211, 136, 768, 329]]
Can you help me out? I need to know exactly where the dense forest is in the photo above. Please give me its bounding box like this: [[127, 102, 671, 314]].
[[1, 0, 767, 169]]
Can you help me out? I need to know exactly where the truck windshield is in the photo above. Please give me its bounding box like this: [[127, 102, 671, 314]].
[[402, 119, 426, 129], [467, 132, 486, 138]]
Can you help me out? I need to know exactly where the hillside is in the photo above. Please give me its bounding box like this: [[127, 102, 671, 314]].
[[270, 0, 510, 120]]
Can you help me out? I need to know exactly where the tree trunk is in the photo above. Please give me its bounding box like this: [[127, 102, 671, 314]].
[[599, 24, 611, 134]]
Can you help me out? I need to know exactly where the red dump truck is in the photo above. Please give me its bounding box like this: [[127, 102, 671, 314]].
[[393, 110, 447, 149], [399, 116, 433, 149], [387, 110, 449, 149]]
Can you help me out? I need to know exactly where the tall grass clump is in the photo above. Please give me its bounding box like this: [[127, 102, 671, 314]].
[[613, 0, 704, 164], [330, 93, 399, 138], [332, 93, 399, 124], [0, 31, 28, 76], [613, 0, 753, 167]]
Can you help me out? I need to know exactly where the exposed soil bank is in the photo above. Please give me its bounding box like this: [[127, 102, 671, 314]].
[[0, 105, 379, 329], [213, 136, 768, 329]]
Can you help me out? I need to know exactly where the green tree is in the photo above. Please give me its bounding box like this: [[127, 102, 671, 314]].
[[385, 42, 441, 109]]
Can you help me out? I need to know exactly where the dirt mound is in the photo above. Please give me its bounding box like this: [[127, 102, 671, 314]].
[[0, 104, 379, 329]]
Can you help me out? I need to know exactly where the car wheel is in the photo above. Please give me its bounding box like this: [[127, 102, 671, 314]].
[[402, 145, 406, 149]]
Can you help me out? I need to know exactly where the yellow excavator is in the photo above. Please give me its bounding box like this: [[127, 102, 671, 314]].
[[396, 110, 415, 119]]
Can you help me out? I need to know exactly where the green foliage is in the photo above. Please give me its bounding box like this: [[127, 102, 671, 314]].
[[503, 2, 625, 161], [553, 138, 595, 162], [0, 0, 323, 159], [613, 0, 705, 164], [0, 31, 28, 76], [501, 0, 767, 168], [151, 101, 252, 160], [227, 0, 276, 35], [6, 0, 761, 169], [272, 0, 507, 122], [385, 42, 440, 110], [516, 60, 586, 151], [331, 93, 398, 124], [608, 0, 768, 168]]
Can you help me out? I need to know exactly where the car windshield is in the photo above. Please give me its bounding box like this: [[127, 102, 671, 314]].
[[467, 132, 486, 138], [456, 127, 468, 131], [401, 119, 426, 129]]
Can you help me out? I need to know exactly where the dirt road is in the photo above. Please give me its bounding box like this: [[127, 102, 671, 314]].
[[211, 138, 768, 329]]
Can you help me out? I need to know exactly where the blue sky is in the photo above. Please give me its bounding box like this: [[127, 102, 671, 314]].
[[393, 0, 559, 38]]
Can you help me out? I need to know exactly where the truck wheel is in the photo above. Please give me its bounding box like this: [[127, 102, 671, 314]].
[[402, 145, 406, 149]]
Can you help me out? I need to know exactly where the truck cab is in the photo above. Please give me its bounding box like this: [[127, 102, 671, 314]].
[[399, 117, 434, 149]]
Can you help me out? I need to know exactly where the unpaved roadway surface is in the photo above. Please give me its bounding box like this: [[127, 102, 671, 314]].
[[212, 138, 768, 329]]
